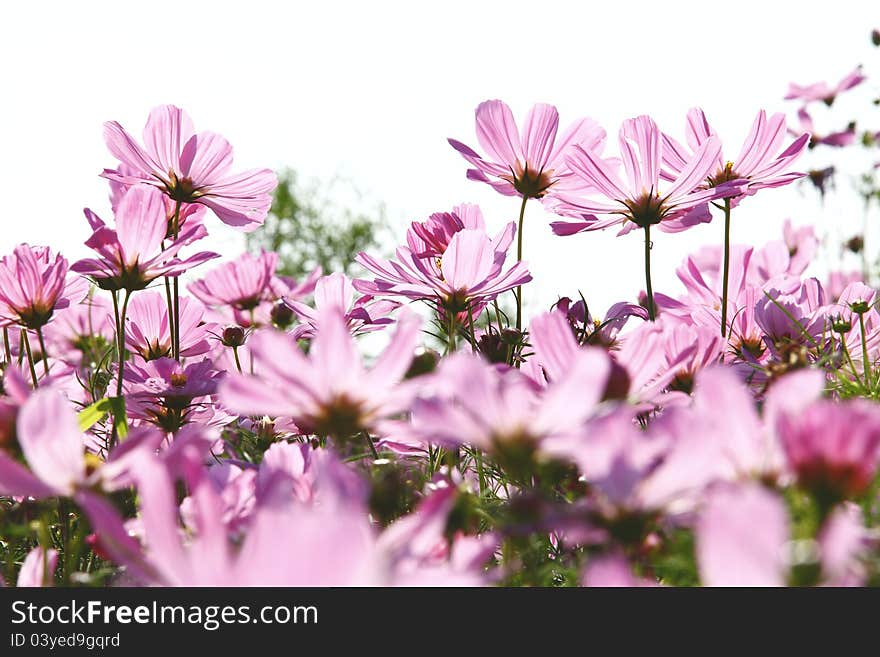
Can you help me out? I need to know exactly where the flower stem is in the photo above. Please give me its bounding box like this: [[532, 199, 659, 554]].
[[113, 290, 132, 397], [515, 195, 528, 332], [859, 311, 872, 385], [21, 329, 38, 388], [164, 276, 176, 354], [643, 225, 655, 321], [720, 198, 732, 337], [232, 346, 243, 373], [2, 327, 10, 365], [35, 326, 50, 377], [446, 308, 457, 354], [170, 200, 182, 361]]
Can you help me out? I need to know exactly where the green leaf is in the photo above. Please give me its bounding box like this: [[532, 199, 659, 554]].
[[77, 396, 128, 439]]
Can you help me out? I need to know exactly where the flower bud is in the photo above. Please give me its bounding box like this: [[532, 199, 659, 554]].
[[221, 325, 246, 347], [270, 301, 295, 328]]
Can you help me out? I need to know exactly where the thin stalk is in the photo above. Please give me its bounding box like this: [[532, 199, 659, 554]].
[[232, 346, 243, 373], [164, 276, 176, 354], [720, 198, 732, 337], [35, 326, 50, 377], [643, 225, 655, 321], [467, 303, 478, 353], [362, 430, 379, 460], [840, 336, 865, 386], [515, 195, 528, 331], [446, 310, 457, 354], [169, 200, 182, 361], [2, 327, 10, 364], [21, 329, 38, 387], [859, 312, 872, 385], [114, 290, 132, 397]]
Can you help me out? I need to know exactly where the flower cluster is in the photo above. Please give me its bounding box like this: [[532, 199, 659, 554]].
[[2, 91, 880, 590]]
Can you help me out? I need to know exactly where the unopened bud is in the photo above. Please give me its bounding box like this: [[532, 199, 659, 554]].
[[221, 325, 246, 347], [270, 301, 295, 328]]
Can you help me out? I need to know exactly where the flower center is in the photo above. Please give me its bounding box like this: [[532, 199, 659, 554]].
[[504, 163, 554, 199], [622, 192, 665, 228]]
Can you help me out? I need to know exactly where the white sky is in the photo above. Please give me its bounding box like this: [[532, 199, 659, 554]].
[[1, 0, 876, 314]]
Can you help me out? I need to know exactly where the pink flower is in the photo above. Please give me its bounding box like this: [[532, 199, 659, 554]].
[[448, 100, 605, 199], [550, 115, 724, 236], [72, 185, 218, 291], [795, 108, 857, 148], [286, 272, 398, 340], [407, 347, 610, 459], [102, 105, 278, 231], [407, 203, 487, 257], [123, 358, 223, 433], [0, 388, 89, 498], [220, 308, 421, 439], [785, 65, 865, 105], [355, 226, 530, 314], [776, 398, 880, 500], [661, 108, 809, 203], [15, 546, 59, 587], [0, 245, 70, 329], [696, 482, 789, 586], [42, 295, 115, 365], [124, 292, 212, 361]]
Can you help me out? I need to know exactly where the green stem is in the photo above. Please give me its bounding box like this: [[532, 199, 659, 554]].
[[859, 312, 872, 385], [164, 275, 176, 355], [467, 303, 478, 353], [643, 225, 655, 321], [21, 329, 38, 388], [35, 326, 50, 377], [232, 346, 243, 373], [515, 195, 528, 332], [114, 290, 132, 397], [720, 198, 732, 337], [2, 327, 10, 365], [840, 336, 865, 386], [446, 310, 457, 355], [362, 431, 379, 460]]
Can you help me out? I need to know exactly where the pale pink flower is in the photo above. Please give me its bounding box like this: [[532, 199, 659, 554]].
[[661, 108, 809, 203], [355, 226, 530, 314], [696, 482, 789, 586], [124, 291, 212, 361], [795, 108, 857, 148], [15, 546, 58, 587], [285, 272, 398, 340], [72, 185, 218, 291], [220, 309, 421, 439], [448, 100, 606, 199], [42, 295, 115, 364], [784, 65, 865, 105], [102, 105, 278, 231]]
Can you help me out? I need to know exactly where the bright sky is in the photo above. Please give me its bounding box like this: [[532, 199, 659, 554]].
[[1, 0, 875, 314]]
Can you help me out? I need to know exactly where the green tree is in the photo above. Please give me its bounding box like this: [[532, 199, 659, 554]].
[[246, 168, 387, 280]]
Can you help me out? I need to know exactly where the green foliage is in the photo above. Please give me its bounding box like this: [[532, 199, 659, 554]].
[[246, 168, 388, 280]]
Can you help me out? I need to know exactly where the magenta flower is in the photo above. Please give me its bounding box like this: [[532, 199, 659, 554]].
[[102, 105, 278, 231], [220, 308, 421, 439], [72, 185, 218, 291], [355, 226, 530, 315], [286, 272, 398, 340], [0, 245, 70, 329], [784, 65, 865, 105], [795, 108, 857, 148], [448, 100, 605, 199], [124, 291, 212, 361], [407, 203, 486, 258], [661, 108, 809, 201]]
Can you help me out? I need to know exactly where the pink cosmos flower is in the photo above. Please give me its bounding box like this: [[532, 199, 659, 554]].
[[784, 65, 865, 105], [189, 250, 319, 328], [42, 295, 115, 364], [407, 347, 610, 459], [661, 108, 809, 204], [13, 546, 59, 587], [355, 226, 530, 315], [549, 115, 725, 236], [795, 108, 857, 148], [776, 397, 880, 500], [82, 453, 383, 586], [285, 272, 398, 340], [220, 308, 421, 439], [407, 204, 487, 257], [123, 358, 224, 433], [696, 482, 789, 586], [0, 245, 70, 329], [124, 292, 212, 361], [72, 185, 218, 291], [754, 278, 827, 350], [448, 100, 606, 199], [0, 388, 90, 499], [102, 105, 278, 231]]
